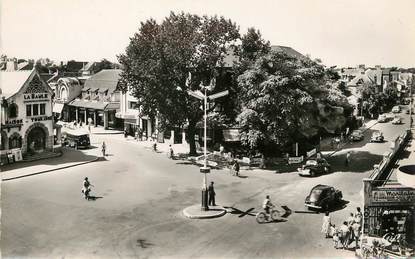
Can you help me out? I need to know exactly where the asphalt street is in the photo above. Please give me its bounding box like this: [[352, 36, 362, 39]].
[[1, 109, 410, 258]]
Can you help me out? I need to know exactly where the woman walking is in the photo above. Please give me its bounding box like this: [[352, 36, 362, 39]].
[[101, 141, 106, 157], [321, 211, 331, 238]]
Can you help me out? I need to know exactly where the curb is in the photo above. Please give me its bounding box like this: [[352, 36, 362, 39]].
[[182, 205, 227, 219], [2, 157, 100, 181]]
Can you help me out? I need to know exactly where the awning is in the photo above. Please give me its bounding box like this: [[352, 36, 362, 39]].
[[104, 102, 120, 111], [69, 99, 107, 110], [53, 103, 64, 113]]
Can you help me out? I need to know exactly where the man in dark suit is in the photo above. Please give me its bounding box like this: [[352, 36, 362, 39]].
[[208, 181, 216, 206]]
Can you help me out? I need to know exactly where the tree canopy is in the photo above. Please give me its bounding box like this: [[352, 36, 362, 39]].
[[236, 51, 350, 155], [118, 12, 240, 154]]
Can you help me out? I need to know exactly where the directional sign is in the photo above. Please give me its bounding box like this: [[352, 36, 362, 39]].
[[187, 90, 204, 100], [208, 90, 229, 100]]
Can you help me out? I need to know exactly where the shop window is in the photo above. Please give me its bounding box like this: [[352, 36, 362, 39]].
[[26, 104, 32, 116], [7, 103, 18, 118], [40, 103, 46, 115], [33, 104, 39, 116]]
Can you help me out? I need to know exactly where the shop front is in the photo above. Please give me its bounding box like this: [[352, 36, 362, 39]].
[[362, 180, 415, 256]]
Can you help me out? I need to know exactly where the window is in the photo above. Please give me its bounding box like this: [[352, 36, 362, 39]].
[[9, 135, 22, 149], [33, 104, 39, 116], [26, 105, 32, 116], [40, 103, 46, 115], [8, 103, 18, 118], [128, 101, 138, 109]]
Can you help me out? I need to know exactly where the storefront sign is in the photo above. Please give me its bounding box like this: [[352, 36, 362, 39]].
[[372, 188, 415, 204], [30, 116, 52, 122], [24, 93, 49, 101], [288, 156, 304, 164], [4, 119, 23, 125]]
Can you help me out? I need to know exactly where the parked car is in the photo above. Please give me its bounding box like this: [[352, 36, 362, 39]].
[[305, 184, 343, 211], [62, 129, 91, 149], [350, 129, 364, 141], [377, 114, 387, 123], [370, 131, 384, 142], [392, 105, 401, 113], [298, 158, 331, 177], [392, 116, 402, 125]]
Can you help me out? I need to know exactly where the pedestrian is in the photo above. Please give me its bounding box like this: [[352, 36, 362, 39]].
[[208, 181, 216, 206], [232, 159, 240, 177], [321, 211, 331, 238], [168, 144, 174, 159], [345, 151, 351, 166], [82, 177, 93, 200], [339, 221, 350, 249], [332, 227, 340, 249], [101, 141, 106, 157], [124, 129, 128, 138], [351, 220, 361, 248], [355, 207, 363, 226], [134, 130, 138, 140], [219, 144, 225, 155], [229, 159, 234, 176], [347, 212, 355, 226]]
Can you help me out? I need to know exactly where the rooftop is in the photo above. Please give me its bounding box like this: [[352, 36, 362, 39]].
[[83, 69, 122, 93]]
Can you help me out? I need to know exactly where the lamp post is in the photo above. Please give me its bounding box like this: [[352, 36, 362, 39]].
[[187, 83, 228, 211]]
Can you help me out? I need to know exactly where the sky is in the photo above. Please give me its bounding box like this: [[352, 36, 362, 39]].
[[1, 0, 414, 68]]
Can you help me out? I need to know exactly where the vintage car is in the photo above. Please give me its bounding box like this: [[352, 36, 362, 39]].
[[392, 116, 402, 125], [350, 129, 364, 141], [392, 105, 401, 113], [377, 114, 387, 123], [305, 184, 343, 211], [298, 158, 331, 177], [370, 131, 384, 143]]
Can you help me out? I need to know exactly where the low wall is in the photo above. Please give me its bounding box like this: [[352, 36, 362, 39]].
[[370, 129, 411, 184]]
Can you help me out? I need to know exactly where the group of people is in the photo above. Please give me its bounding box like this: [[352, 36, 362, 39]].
[[321, 207, 363, 250]]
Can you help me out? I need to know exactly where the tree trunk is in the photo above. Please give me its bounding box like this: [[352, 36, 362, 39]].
[[187, 119, 197, 156]]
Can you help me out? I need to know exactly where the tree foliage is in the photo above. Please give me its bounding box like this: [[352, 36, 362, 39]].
[[236, 51, 350, 155], [118, 12, 240, 154]]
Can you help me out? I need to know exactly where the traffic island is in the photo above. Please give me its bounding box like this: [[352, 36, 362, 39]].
[[182, 204, 226, 219]]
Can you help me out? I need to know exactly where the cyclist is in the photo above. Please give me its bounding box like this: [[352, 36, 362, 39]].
[[262, 195, 273, 215]]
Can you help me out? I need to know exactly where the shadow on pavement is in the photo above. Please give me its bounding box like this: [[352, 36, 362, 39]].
[[87, 196, 103, 201], [0, 147, 98, 172], [327, 151, 383, 173]]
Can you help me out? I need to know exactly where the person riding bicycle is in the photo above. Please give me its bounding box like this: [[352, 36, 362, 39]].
[[262, 195, 273, 215]]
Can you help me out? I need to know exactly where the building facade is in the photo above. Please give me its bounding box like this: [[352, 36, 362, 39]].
[[1, 69, 55, 163], [66, 69, 122, 129]]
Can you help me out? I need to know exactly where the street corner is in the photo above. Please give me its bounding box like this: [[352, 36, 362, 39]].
[[182, 204, 226, 219]]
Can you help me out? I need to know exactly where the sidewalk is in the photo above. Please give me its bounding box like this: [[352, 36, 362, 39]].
[[1, 147, 100, 181]]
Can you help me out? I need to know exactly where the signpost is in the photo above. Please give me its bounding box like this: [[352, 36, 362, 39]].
[[187, 82, 229, 211]]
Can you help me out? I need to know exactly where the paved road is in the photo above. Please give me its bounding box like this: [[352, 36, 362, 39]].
[[1, 108, 410, 258]]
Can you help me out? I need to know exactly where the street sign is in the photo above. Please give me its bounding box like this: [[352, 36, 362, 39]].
[[306, 148, 317, 158], [208, 90, 229, 100], [187, 90, 204, 100]]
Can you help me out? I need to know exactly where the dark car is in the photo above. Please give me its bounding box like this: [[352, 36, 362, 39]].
[[305, 185, 343, 211], [298, 158, 331, 177], [350, 130, 364, 141]]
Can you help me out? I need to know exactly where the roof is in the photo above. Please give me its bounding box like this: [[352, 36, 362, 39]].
[[0, 70, 33, 98], [347, 73, 373, 86], [83, 69, 121, 93], [68, 99, 119, 111], [221, 45, 306, 67], [271, 45, 307, 60]]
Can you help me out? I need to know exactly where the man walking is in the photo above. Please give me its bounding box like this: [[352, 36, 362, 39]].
[[345, 152, 351, 166], [208, 182, 216, 206]]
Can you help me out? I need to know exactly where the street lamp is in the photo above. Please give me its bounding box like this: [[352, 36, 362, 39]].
[[187, 83, 229, 211]]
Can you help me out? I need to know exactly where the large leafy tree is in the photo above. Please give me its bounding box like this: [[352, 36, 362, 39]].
[[118, 12, 240, 155], [237, 51, 349, 155]]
